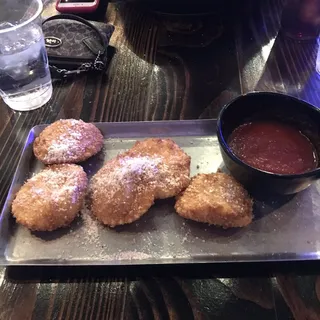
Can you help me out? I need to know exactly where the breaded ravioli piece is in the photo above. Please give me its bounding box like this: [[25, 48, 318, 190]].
[[12, 164, 88, 231], [127, 138, 191, 199], [90, 155, 158, 227], [33, 119, 103, 164], [175, 173, 253, 228], [90, 138, 191, 227]]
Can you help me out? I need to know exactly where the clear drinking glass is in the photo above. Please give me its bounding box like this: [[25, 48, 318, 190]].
[[0, 0, 52, 111]]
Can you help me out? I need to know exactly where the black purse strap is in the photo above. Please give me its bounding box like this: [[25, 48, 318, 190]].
[[42, 14, 109, 78]]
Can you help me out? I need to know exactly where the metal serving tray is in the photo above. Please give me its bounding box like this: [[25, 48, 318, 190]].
[[1, 120, 320, 266]]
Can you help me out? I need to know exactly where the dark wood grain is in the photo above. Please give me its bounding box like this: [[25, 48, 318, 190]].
[[1, 0, 320, 318]]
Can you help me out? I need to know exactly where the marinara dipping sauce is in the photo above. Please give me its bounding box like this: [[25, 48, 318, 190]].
[[228, 121, 318, 175]]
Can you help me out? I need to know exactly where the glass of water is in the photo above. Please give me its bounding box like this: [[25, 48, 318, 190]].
[[0, 0, 52, 111]]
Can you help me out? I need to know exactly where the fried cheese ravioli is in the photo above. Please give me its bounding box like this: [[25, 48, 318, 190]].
[[33, 119, 103, 164], [12, 164, 88, 231], [90, 138, 191, 227], [175, 173, 253, 228]]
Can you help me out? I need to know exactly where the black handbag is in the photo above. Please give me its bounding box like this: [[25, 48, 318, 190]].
[[42, 14, 115, 79]]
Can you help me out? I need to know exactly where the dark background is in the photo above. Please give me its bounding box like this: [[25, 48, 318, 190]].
[[1, 0, 320, 318]]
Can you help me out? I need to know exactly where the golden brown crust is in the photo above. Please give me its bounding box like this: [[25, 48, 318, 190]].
[[33, 119, 103, 164], [175, 173, 253, 228], [90, 138, 191, 227], [12, 164, 88, 231], [127, 138, 191, 199], [90, 156, 156, 227]]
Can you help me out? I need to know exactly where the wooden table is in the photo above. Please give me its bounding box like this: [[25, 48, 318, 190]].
[[1, 0, 320, 318]]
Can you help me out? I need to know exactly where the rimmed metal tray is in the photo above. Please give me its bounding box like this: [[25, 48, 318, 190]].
[[1, 120, 320, 266]]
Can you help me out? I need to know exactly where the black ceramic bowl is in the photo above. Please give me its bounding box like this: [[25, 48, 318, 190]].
[[217, 92, 320, 195]]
